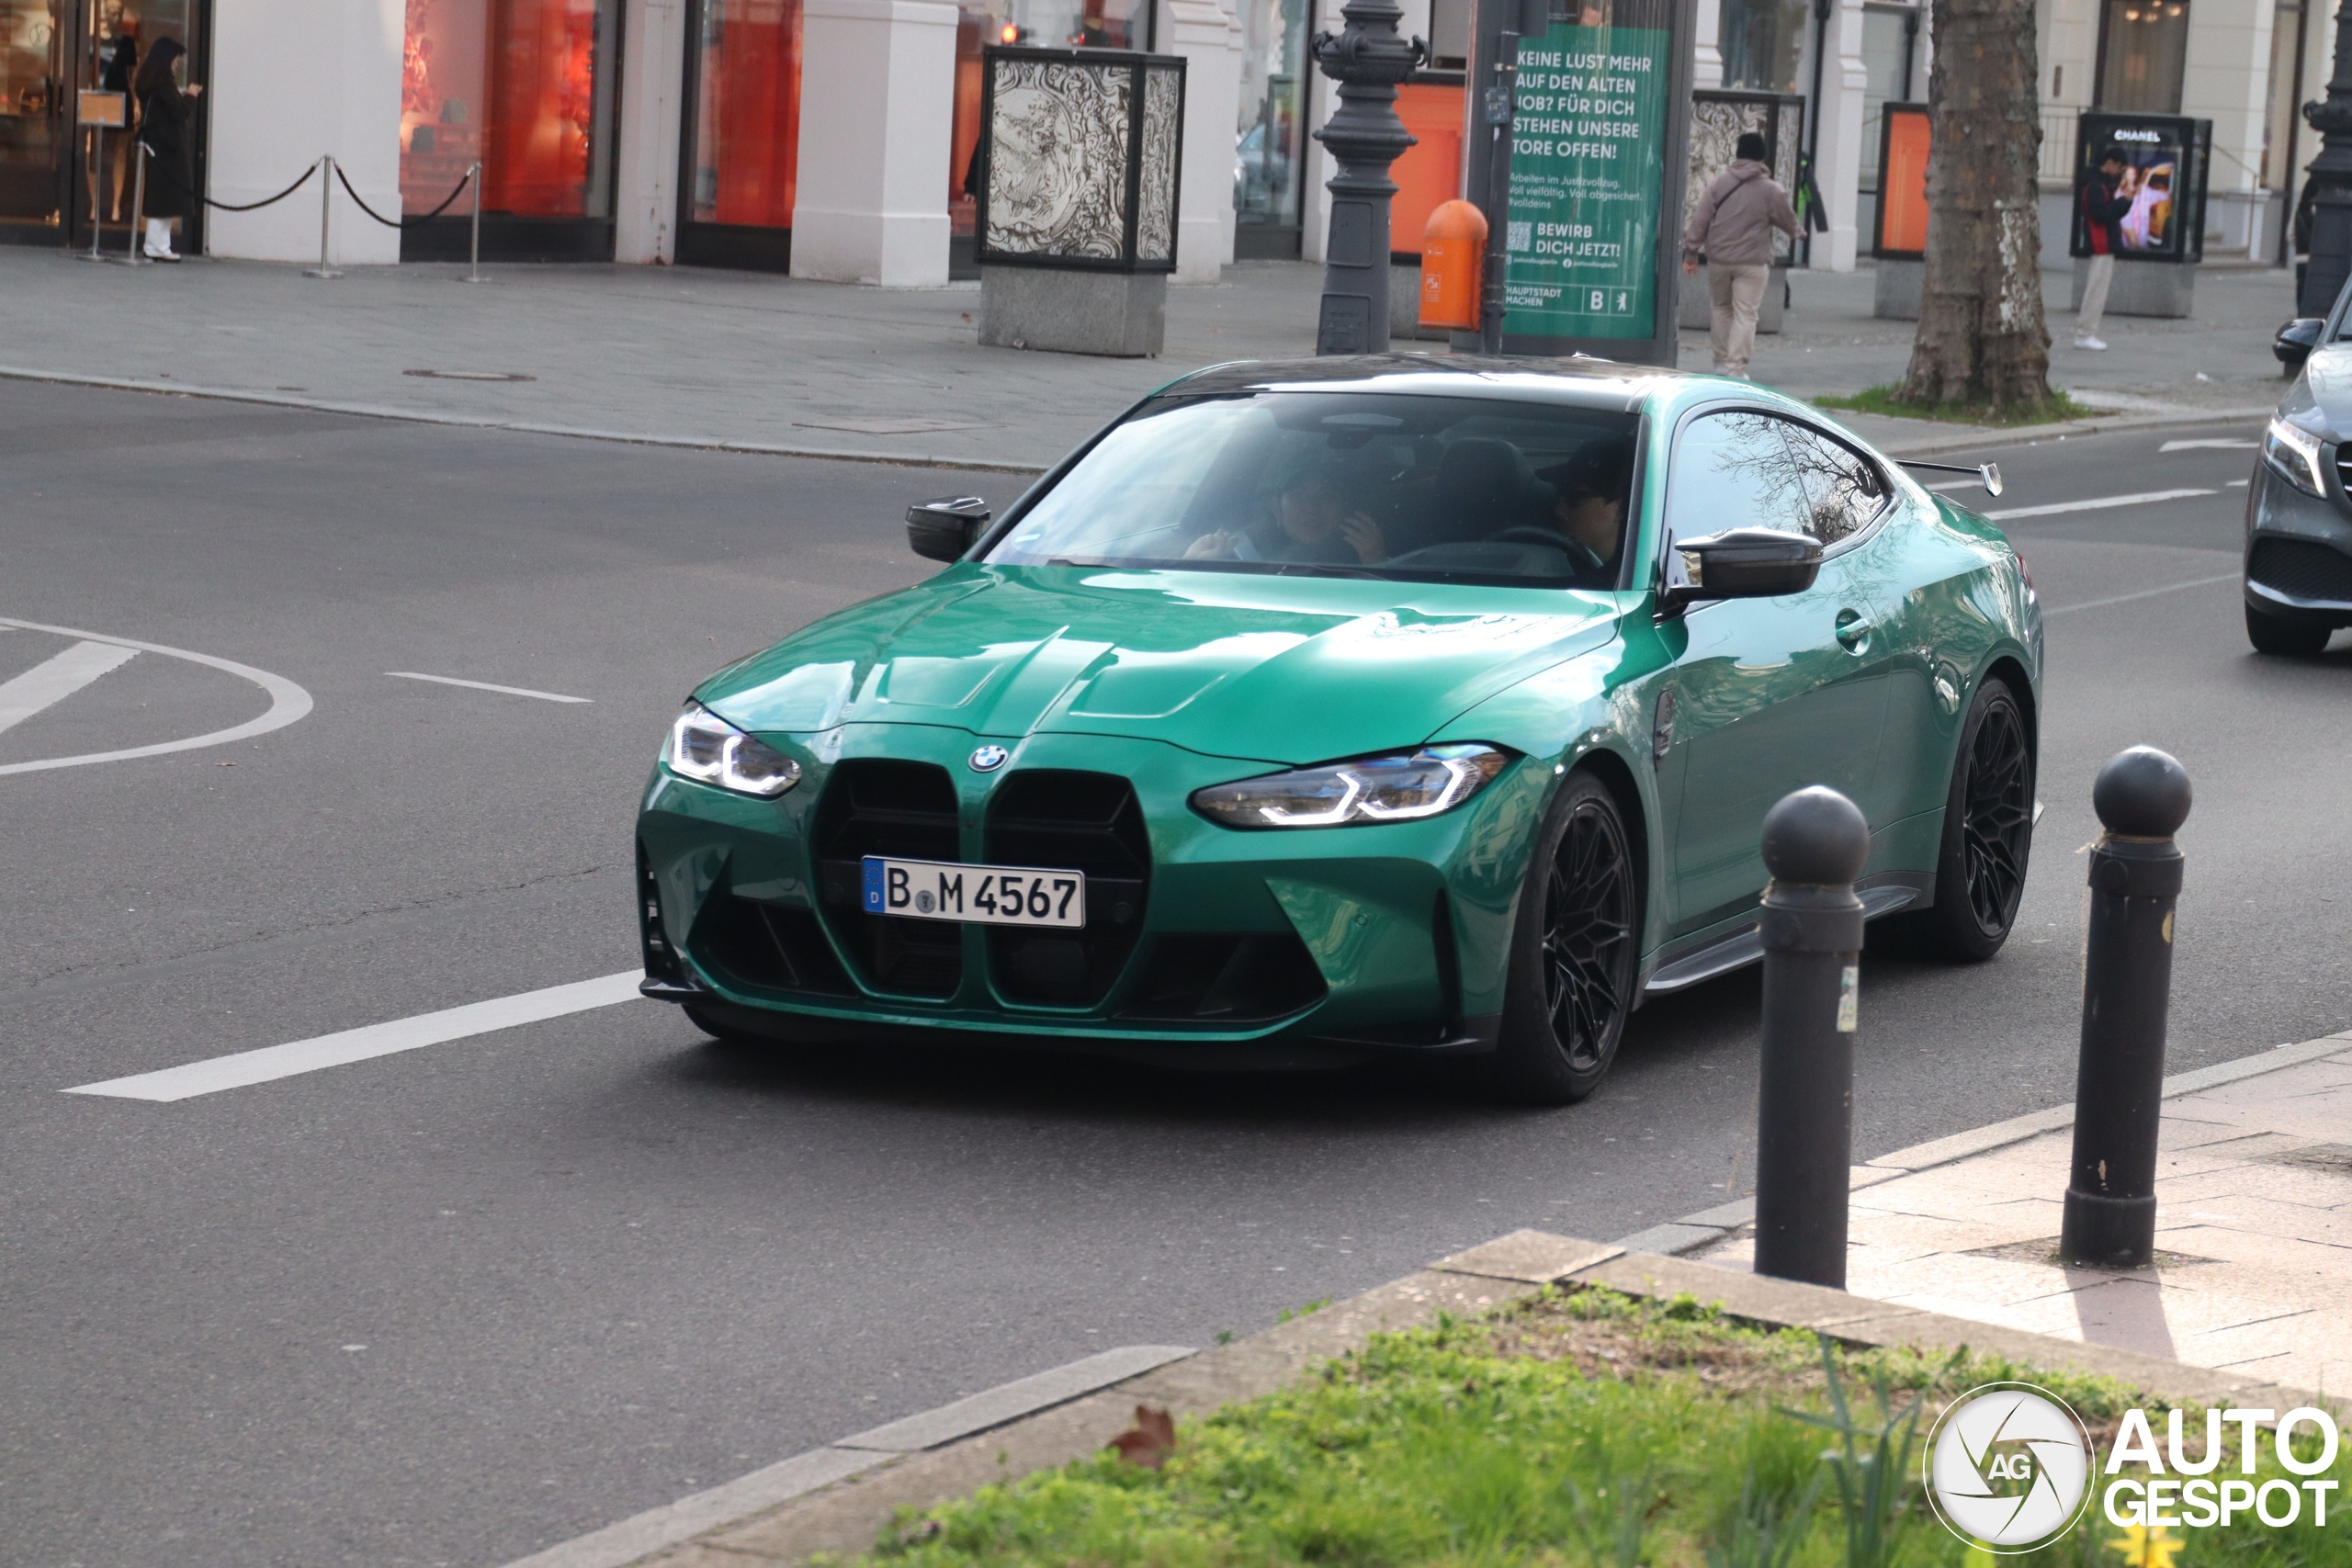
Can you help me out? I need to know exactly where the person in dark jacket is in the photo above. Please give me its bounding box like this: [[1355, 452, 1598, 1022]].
[[135, 36, 201, 261], [2073, 147, 2139, 351]]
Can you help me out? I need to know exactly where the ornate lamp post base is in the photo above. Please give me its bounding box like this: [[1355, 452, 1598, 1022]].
[[1311, 0, 1425, 354]]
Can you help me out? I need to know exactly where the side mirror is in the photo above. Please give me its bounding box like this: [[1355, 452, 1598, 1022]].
[[1659, 527, 1824, 613], [2275, 317, 2324, 369], [907, 496, 990, 562]]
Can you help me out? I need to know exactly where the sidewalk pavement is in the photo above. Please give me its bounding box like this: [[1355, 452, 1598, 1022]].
[[1686, 1031, 2352, 1400], [0, 247, 2278, 476]]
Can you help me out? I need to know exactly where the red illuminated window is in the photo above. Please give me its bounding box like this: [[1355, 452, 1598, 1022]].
[[401, 0, 618, 219], [686, 0, 804, 229]]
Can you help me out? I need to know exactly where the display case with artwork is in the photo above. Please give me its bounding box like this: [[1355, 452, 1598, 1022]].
[[2068, 110, 2209, 262]]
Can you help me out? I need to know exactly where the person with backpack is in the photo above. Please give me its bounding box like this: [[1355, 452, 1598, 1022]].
[[1681, 132, 1802, 378]]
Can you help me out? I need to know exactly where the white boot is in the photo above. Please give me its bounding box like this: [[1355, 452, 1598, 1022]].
[[144, 219, 179, 261]]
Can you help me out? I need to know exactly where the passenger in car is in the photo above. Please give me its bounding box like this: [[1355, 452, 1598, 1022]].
[[1184, 467, 1388, 565]]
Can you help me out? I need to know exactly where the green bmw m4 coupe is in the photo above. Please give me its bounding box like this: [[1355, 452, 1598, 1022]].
[[635, 356, 2041, 1102]]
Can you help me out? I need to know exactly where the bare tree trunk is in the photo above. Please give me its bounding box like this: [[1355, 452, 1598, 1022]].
[[1897, 0, 2051, 407]]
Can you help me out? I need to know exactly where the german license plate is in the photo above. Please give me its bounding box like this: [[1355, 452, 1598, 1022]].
[[861, 856, 1086, 928]]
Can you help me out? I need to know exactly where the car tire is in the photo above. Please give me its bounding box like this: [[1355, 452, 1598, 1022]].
[[1483, 771, 1640, 1106], [1905, 678, 2034, 963], [2245, 602, 2334, 656]]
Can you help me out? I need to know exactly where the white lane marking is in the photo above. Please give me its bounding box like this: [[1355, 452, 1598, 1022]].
[[2227, 479, 2249, 487], [1984, 488, 2218, 520], [1923, 479, 1982, 491], [2159, 438, 2258, 452], [63, 971, 644, 1101], [2043, 571, 2241, 617], [494, 1345, 1194, 1568], [388, 671, 593, 705], [0, 616, 312, 776], [0, 640, 139, 736]]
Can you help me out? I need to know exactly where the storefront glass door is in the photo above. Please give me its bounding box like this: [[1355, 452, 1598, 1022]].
[[2, 0, 202, 249], [0, 0, 67, 237], [400, 0, 622, 261], [675, 0, 803, 271], [1233, 0, 1306, 257]]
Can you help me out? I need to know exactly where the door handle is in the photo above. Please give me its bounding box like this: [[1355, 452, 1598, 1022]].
[[1834, 608, 1871, 652]]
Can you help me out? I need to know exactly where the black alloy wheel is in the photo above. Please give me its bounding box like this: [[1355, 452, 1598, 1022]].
[[1906, 679, 2034, 962], [1487, 772, 1639, 1104]]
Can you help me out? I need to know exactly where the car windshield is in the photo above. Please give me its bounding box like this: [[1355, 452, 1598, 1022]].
[[984, 391, 1641, 586]]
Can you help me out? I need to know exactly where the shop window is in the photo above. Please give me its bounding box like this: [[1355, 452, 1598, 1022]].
[[1717, 0, 1808, 93], [401, 0, 620, 218], [1235, 0, 1308, 235], [2096, 0, 2188, 113], [686, 0, 803, 228], [1856, 3, 1916, 193]]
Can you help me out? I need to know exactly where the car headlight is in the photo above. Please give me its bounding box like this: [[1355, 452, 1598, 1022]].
[[1191, 744, 1512, 828], [662, 703, 801, 797], [2264, 416, 2330, 497]]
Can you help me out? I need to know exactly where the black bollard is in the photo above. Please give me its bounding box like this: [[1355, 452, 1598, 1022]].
[[1752, 785, 1871, 1290], [2059, 747, 2193, 1268]]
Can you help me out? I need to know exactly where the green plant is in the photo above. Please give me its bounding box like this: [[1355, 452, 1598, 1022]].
[[1781, 1335, 1949, 1568], [1563, 1454, 1661, 1568], [1704, 1464, 1823, 1568]]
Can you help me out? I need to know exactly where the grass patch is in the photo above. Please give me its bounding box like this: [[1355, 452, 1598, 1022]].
[[1814, 385, 2101, 427], [849, 1287, 2349, 1568]]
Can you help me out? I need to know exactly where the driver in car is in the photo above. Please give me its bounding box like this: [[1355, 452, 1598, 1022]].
[[1539, 443, 1633, 581], [1185, 467, 1387, 566]]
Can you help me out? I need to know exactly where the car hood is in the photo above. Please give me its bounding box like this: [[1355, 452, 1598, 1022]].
[[698, 564, 1622, 766]]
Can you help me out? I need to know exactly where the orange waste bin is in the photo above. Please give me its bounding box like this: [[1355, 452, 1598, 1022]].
[[1419, 200, 1488, 333]]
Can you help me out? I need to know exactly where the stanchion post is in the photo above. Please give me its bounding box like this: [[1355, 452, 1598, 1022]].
[[84, 119, 107, 262], [1751, 784, 1870, 1290], [121, 141, 148, 266], [461, 162, 487, 284], [304, 155, 343, 279], [2059, 747, 2193, 1268]]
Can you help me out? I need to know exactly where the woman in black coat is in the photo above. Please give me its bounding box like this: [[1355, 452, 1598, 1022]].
[[134, 36, 201, 261]]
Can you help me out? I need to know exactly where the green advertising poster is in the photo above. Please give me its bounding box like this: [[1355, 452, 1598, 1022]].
[[1503, 24, 1671, 341]]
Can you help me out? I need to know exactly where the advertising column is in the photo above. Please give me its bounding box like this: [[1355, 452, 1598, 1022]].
[[1497, 0, 1695, 363]]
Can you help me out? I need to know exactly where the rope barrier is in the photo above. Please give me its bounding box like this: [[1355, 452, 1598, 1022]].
[[334, 159, 474, 229], [137, 154, 472, 226], [141, 152, 316, 212]]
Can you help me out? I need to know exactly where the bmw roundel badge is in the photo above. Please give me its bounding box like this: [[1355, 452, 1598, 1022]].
[[967, 744, 1010, 773]]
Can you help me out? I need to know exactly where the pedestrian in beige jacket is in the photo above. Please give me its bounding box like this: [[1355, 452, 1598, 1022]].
[[1681, 132, 1802, 378]]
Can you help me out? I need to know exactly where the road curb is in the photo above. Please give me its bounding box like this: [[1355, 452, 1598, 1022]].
[[1852, 403, 2272, 458], [0, 365, 1057, 475], [569, 1230, 2342, 1568], [1, 361, 2263, 472], [1617, 1028, 2352, 1259]]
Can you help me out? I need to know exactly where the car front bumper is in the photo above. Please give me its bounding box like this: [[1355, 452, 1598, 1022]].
[[634, 724, 1555, 1056], [2246, 457, 2352, 626]]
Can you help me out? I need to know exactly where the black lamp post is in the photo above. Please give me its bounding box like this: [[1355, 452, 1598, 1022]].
[[1310, 0, 1425, 355], [2299, 0, 2352, 316]]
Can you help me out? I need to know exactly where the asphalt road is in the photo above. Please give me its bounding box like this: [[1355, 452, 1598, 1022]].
[[2, 383, 2340, 1568]]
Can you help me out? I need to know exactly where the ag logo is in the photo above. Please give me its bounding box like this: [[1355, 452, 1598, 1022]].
[[1923, 1382, 2095, 1551]]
